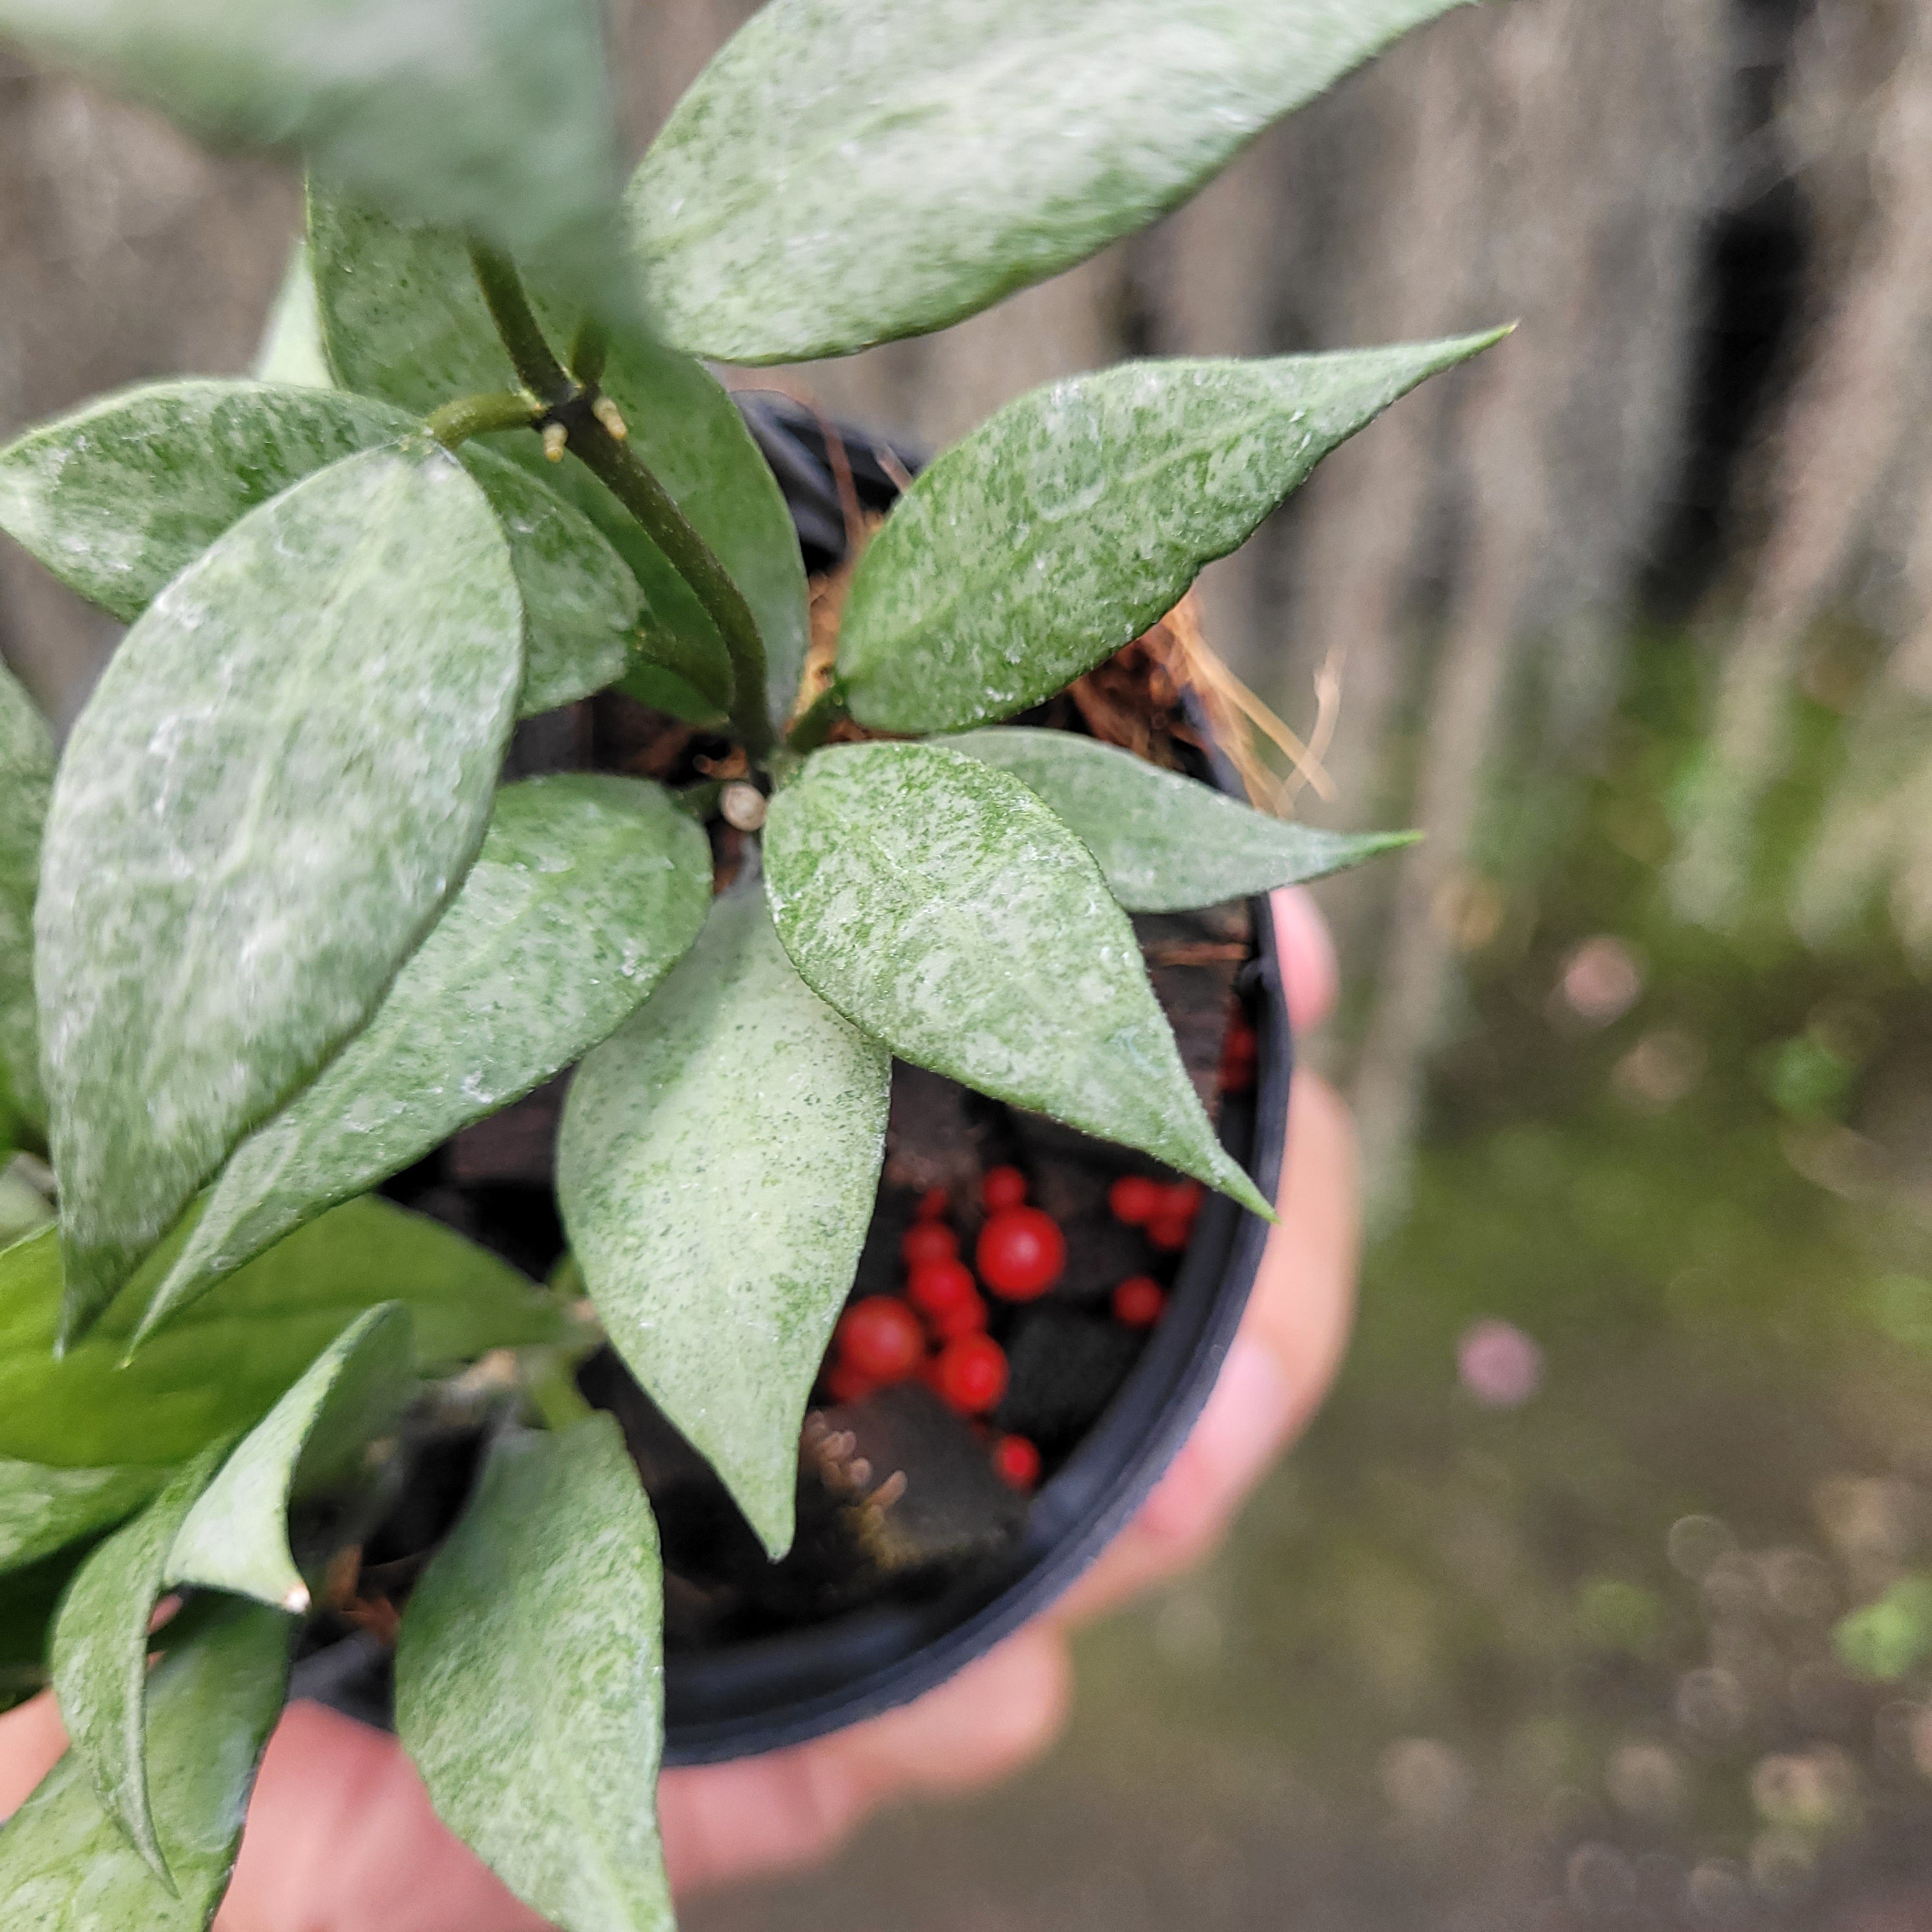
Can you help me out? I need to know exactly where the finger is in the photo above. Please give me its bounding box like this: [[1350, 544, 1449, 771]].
[[215, 1701, 547, 1932], [0, 1689, 68, 1822], [1273, 885, 1340, 1036], [1051, 1066, 1359, 1626], [659, 1624, 1070, 1899]]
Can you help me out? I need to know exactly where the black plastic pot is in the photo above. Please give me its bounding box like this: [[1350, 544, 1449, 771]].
[[290, 396, 1293, 1764]]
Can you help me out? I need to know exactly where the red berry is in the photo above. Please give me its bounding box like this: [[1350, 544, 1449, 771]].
[[900, 1221, 957, 1268], [981, 1165, 1028, 1213], [976, 1208, 1065, 1300], [835, 1296, 924, 1381], [930, 1289, 988, 1340], [823, 1360, 876, 1405], [1162, 1181, 1205, 1221], [933, 1333, 1008, 1414], [992, 1434, 1041, 1490], [1112, 1276, 1167, 1328], [906, 1258, 976, 1318], [916, 1185, 950, 1221], [1108, 1174, 1164, 1225], [1146, 1213, 1192, 1254]]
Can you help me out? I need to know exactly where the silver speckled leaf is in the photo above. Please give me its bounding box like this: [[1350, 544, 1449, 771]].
[[310, 197, 810, 724], [0, 1458, 163, 1577], [164, 1304, 413, 1614], [627, 0, 1469, 364], [931, 728, 1416, 911], [146, 776, 710, 1335], [838, 337, 1506, 732], [0, 666, 52, 1124], [48, 1444, 229, 1887], [252, 243, 332, 389], [0, 380, 401, 622], [36, 440, 522, 1340], [0, 0, 619, 298], [765, 742, 1271, 1216], [0, 378, 636, 721], [0, 1204, 565, 1473], [559, 885, 889, 1558], [396, 1418, 672, 1932], [0, 1597, 290, 1932]]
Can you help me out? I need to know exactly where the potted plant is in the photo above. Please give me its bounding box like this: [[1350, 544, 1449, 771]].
[[0, 0, 1501, 1923]]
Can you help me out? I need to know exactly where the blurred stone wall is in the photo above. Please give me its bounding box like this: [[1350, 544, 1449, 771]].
[[5, 0, 1924, 1197]]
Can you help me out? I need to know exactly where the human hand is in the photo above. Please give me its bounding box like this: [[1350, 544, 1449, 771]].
[[0, 885, 1360, 1929]]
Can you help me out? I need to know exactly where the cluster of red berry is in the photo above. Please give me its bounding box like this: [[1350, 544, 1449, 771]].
[[820, 1162, 1204, 1494], [823, 1165, 1062, 1490]]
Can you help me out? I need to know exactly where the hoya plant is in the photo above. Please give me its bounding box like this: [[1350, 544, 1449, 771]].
[[0, 0, 1500, 1924]]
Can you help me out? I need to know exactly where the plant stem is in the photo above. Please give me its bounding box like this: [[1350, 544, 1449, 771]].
[[785, 681, 848, 754], [425, 390, 540, 449], [468, 243, 572, 404], [569, 316, 608, 387], [466, 241, 776, 761], [565, 425, 774, 757]]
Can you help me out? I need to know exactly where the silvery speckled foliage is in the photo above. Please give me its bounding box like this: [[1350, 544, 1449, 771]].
[[0, 0, 1497, 1924]]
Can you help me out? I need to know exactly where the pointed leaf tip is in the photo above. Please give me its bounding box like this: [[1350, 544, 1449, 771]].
[[837, 340, 1512, 735], [763, 742, 1270, 1213], [559, 886, 887, 1560]]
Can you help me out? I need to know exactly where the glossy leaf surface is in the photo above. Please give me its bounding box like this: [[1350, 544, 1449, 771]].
[[165, 1305, 413, 1613], [629, 0, 1469, 363], [0, 666, 51, 1124], [0, 1460, 162, 1577], [396, 1418, 672, 1932], [0, 1202, 564, 1471], [0, 380, 399, 622], [37, 440, 523, 1337], [559, 888, 888, 1556], [150, 777, 710, 1331], [838, 337, 1505, 732], [765, 743, 1269, 1215], [49, 1445, 227, 1883], [0, 0, 620, 297], [933, 728, 1416, 910], [310, 199, 809, 723], [0, 1597, 290, 1931]]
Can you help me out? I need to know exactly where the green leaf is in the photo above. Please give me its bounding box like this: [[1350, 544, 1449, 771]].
[[0, 1459, 164, 1577], [558, 886, 888, 1558], [838, 337, 1505, 732], [765, 742, 1271, 1216], [931, 728, 1416, 910], [459, 449, 643, 716], [0, 379, 400, 622], [0, 1200, 566, 1471], [309, 198, 811, 724], [37, 440, 523, 1338], [0, 0, 620, 301], [0, 379, 636, 721], [396, 1417, 672, 1932], [49, 1444, 229, 1885], [146, 777, 711, 1333], [0, 1597, 290, 1931], [0, 665, 52, 1126], [629, 0, 1469, 364], [252, 242, 332, 389], [164, 1305, 413, 1614]]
